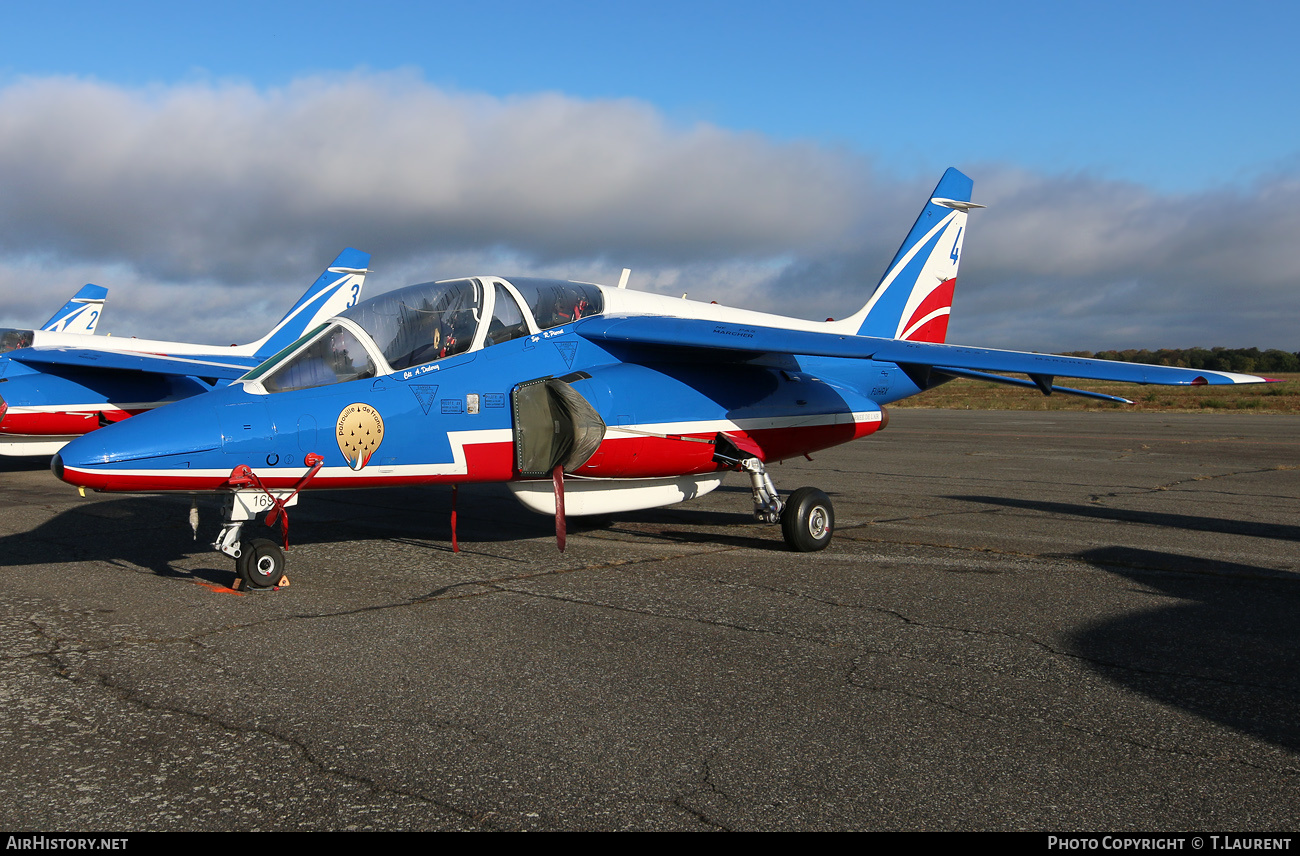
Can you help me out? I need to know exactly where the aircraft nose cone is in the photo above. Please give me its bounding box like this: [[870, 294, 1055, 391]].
[[57, 427, 118, 469], [55, 383, 262, 492], [54, 429, 119, 489]]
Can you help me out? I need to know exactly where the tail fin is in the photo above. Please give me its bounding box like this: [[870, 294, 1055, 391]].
[[41, 284, 107, 334], [240, 248, 370, 360], [841, 168, 983, 342]]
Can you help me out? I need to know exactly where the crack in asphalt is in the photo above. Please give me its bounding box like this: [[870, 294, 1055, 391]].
[[1087, 466, 1290, 503], [838, 521, 1299, 582], [793, 529, 1300, 693], [22, 641, 504, 830], [863, 507, 1005, 525], [34, 519, 1291, 707], [671, 757, 734, 830], [15, 486, 1300, 825], [720, 574, 1298, 697], [7, 544, 747, 667]]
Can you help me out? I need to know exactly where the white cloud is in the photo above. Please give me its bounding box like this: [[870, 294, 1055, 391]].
[[950, 166, 1300, 350], [0, 73, 1294, 351]]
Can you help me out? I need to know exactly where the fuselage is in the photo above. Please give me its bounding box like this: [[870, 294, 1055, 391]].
[[53, 276, 913, 505]]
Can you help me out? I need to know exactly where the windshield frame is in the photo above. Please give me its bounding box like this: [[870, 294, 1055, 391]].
[[240, 318, 385, 394]]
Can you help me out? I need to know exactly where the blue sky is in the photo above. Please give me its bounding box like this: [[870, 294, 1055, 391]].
[[0, 1, 1296, 349], [9, 0, 1295, 190]]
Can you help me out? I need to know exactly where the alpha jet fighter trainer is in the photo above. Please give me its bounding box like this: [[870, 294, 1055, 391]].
[[52, 170, 1273, 588], [0, 250, 368, 456]]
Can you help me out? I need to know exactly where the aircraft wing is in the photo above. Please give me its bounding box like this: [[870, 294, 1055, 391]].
[[576, 315, 1275, 387], [9, 346, 260, 380]]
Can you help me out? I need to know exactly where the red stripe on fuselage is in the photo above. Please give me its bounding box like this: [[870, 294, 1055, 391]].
[[0, 408, 146, 436], [61, 419, 887, 493]]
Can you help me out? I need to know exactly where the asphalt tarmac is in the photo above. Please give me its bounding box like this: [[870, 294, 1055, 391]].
[[2, 409, 1297, 831]]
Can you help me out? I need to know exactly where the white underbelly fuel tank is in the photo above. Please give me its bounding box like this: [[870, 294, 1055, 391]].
[[507, 472, 726, 516]]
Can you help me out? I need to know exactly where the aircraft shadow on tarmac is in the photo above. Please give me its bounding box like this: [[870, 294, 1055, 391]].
[[11, 478, 1297, 750], [949, 495, 1300, 542], [0, 457, 55, 474], [946, 495, 1300, 751], [0, 482, 779, 584], [1073, 547, 1300, 753]]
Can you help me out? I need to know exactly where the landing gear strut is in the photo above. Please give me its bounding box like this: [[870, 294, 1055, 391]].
[[212, 455, 323, 590], [740, 458, 784, 523], [214, 489, 299, 590], [732, 454, 835, 552]]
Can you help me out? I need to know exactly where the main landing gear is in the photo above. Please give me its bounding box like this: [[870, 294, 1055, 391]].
[[781, 486, 834, 552], [735, 456, 835, 552]]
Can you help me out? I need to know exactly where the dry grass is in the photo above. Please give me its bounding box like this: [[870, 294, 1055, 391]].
[[891, 372, 1300, 413]]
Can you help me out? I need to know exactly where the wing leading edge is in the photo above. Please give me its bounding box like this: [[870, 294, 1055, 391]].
[[576, 315, 1275, 393], [9, 347, 260, 379]]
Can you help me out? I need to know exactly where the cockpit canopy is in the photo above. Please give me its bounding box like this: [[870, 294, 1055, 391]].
[[342, 277, 483, 371], [0, 329, 35, 355], [246, 277, 603, 394]]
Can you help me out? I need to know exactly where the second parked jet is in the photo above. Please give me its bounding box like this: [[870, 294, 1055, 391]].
[[0, 249, 369, 456]]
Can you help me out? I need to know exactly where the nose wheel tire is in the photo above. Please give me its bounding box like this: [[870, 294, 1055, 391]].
[[237, 538, 286, 589], [780, 487, 834, 552]]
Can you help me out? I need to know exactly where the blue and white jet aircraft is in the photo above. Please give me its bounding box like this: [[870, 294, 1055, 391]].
[[0, 284, 111, 438], [51, 170, 1274, 588], [0, 250, 369, 456]]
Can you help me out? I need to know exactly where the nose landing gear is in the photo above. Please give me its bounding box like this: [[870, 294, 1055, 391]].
[[209, 454, 324, 589], [214, 495, 295, 590], [236, 538, 287, 589]]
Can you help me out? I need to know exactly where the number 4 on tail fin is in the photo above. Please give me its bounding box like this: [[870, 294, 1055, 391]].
[[840, 167, 986, 343]]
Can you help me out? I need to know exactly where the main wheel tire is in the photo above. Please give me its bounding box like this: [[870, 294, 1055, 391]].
[[780, 487, 834, 552], [237, 538, 286, 589]]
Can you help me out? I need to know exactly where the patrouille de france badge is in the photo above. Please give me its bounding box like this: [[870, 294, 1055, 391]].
[[336, 403, 384, 470]]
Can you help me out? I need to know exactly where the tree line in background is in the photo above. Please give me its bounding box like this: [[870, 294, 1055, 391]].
[[1061, 347, 1300, 374]]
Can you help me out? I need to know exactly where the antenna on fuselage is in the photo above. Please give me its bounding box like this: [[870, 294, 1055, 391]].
[[617, 268, 631, 289]]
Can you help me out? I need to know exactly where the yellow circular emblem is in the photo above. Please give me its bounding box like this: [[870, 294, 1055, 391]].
[[336, 403, 384, 470]]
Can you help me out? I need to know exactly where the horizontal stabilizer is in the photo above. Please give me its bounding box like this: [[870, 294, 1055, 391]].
[[925, 366, 1135, 404], [931, 198, 987, 212]]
